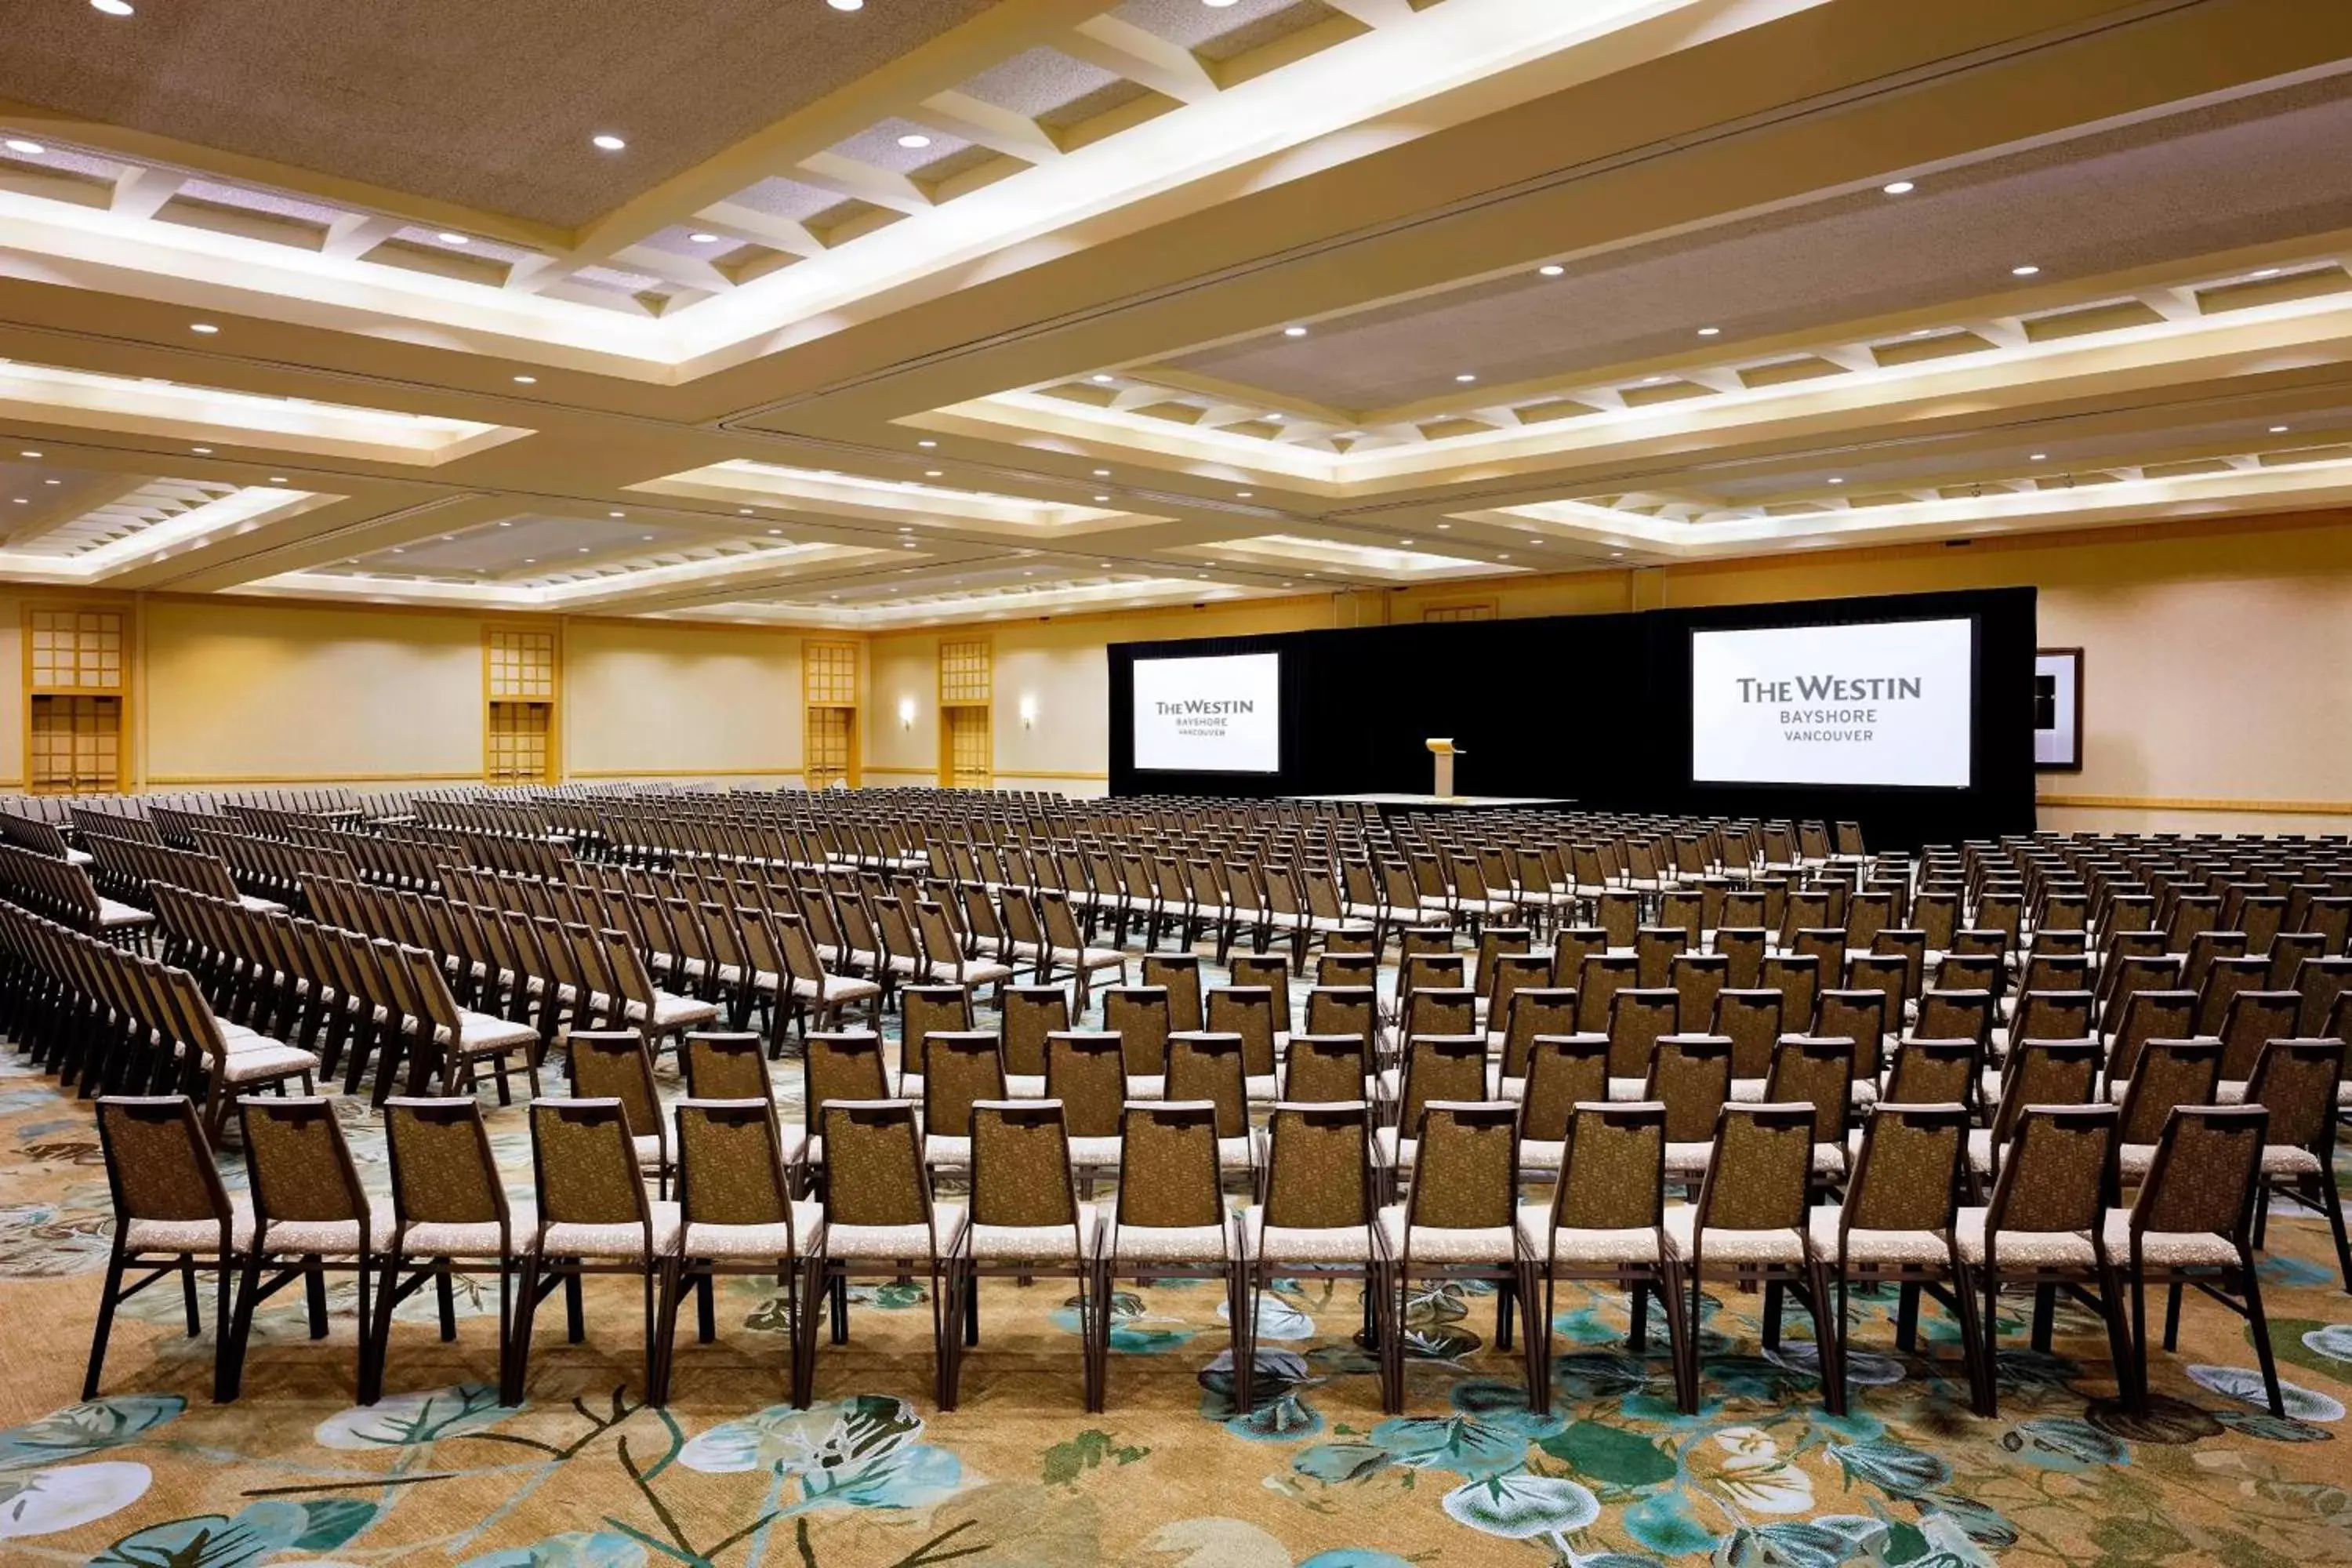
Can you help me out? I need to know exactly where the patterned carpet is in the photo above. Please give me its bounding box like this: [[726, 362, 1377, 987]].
[[3, 950, 2351, 1567]]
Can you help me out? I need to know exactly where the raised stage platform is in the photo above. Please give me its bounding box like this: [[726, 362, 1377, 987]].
[[1286, 793, 1575, 813]]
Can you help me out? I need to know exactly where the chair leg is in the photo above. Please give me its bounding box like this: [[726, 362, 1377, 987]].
[[361, 1255, 398, 1406], [1948, 1265, 1994, 1419], [219, 1254, 263, 1403], [2317, 1174, 2352, 1294], [2240, 1250, 2286, 1417], [1661, 1261, 1695, 1414], [83, 1249, 126, 1400], [2129, 1272, 2152, 1417], [2095, 1262, 2137, 1412], [503, 1254, 541, 1406]]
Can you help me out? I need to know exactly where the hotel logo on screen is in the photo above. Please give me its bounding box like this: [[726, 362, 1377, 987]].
[[1156, 695, 1255, 738], [1737, 673, 1925, 745]]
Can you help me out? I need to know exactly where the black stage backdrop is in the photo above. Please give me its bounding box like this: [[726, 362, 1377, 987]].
[[1105, 586, 2037, 848]]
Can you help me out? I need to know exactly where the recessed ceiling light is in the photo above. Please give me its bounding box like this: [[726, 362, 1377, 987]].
[[390, 547, 405, 554], [2028, 453, 2046, 462], [1091, 374, 1115, 383], [1538, 264, 1565, 278], [1827, 477, 1844, 485], [688, 232, 720, 245], [608, 510, 624, 517], [1283, 325, 1308, 337], [189, 322, 219, 334], [91, 0, 134, 13], [917, 440, 937, 448], [1642, 376, 1664, 384], [513, 375, 537, 384], [498, 520, 513, 528], [591, 133, 627, 151], [1497, 554, 1510, 561], [191, 446, 212, 454], [1236, 491, 1253, 499], [523, 557, 536, 563], [641, 534, 655, 541], [1697, 326, 1720, 336], [1454, 373, 1477, 383], [1436, 522, 1450, 529], [269, 475, 286, 483], [924, 470, 943, 477], [896, 133, 932, 150], [19, 450, 39, 458], [437, 232, 470, 245], [897, 526, 913, 533], [827, 0, 862, 10], [577, 546, 591, 554], [4, 140, 43, 156], [1093, 495, 1110, 502], [2010, 263, 2040, 277], [2270, 424, 2289, 433], [1882, 180, 1915, 195], [768, 528, 783, 535], [1909, 328, 1936, 338], [2251, 267, 2281, 279], [42, 477, 59, 485], [10, 499, 24, 505]]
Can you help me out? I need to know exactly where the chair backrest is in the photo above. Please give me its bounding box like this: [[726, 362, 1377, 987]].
[[1103, 986, 1173, 1079], [1518, 1033, 1610, 1143], [1142, 954, 1205, 1033], [568, 1030, 664, 1148], [383, 1096, 508, 1230], [1303, 985, 1377, 1044], [1044, 1030, 1127, 1138], [240, 1096, 368, 1235], [1646, 1033, 1733, 1144], [1915, 989, 1991, 1046], [1403, 1102, 1518, 1232], [1815, 989, 1887, 1083], [1229, 953, 1293, 1029], [2131, 1105, 2265, 1247], [1549, 1102, 1666, 1233], [1606, 987, 1679, 1080], [1486, 951, 1553, 1029], [2117, 1038, 2223, 1145], [675, 1098, 793, 1230], [1671, 953, 1729, 1033], [1000, 985, 1070, 1078], [819, 1101, 932, 1232], [2216, 989, 2302, 1081], [1262, 1102, 1374, 1232], [530, 1098, 651, 1230], [1843, 1104, 1965, 1236], [96, 1096, 230, 1231], [1403, 985, 1477, 1040], [2242, 1038, 2343, 1154], [1166, 1032, 1249, 1139], [1764, 1035, 1854, 1148], [1988, 1105, 2116, 1236], [1761, 954, 1819, 1030], [1206, 986, 1279, 1080], [1396, 1034, 1489, 1138], [899, 985, 973, 1081], [922, 1031, 1008, 1141], [804, 1030, 890, 1121], [681, 1031, 771, 1100], [1497, 987, 1579, 1081], [1715, 927, 1766, 989], [1693, 1104, 1815, 1233], [1882, 1037, 1979, 1107], [1114, 1102, 1225, 1230], [1576, 953, 1637, 1033], [1281, 1033, 1372, 1105], [969, 1102, 1081, 1231], [1711, 988, 1783, 1081]]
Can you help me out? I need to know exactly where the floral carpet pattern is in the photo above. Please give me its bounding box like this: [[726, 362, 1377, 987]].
[[3, 954, 2351, 1566]]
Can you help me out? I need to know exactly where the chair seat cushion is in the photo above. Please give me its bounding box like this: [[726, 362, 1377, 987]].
[[1240, 1210, 1378, 1263], [960, 1201, 1100, 1262], [2263, 1144, 2324, 1177], [218, 1042, 319, 1083], [1516, 1206, 1665, 1265], [1111, 1220, 1234, 1264], [1068, 1134, 1123, 1167], [1664, 1141, 1713, 1176], [541, 1202, 683, 1259], [399, 1207, 533, 1257], [1376, 1205, 1517, 1265], [1955, 1209, 2096, 1267], [259, 1204, 379, 1257], [126, 1195, 255, 1254], [1662, 1206, 1807, 1265], [2100, 1212, 2240, 1268], [1806, 1206, 1948, 1266], [684, 1202, 824, 1260]]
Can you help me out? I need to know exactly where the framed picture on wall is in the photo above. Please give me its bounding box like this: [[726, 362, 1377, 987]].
[[2034, 648, 2083, 771]]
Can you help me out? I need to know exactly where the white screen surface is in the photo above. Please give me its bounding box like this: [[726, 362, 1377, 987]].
[[1132, 652, 1281, 773], [1691, 619, 1974, 787]]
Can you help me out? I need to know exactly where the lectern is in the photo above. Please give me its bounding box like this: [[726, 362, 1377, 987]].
[[1426, 737, 1463, 800]]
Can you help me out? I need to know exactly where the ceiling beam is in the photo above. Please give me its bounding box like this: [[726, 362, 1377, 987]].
[[1062, 16, 1220, 105], [0, 474, 156, 549]]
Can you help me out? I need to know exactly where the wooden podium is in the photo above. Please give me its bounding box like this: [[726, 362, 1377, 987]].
[[1427, 737, 1462, 800]]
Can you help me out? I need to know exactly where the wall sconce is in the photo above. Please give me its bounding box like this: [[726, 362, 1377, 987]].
[[1018, 695, 1038, 729], [897, 696, 916, 730]]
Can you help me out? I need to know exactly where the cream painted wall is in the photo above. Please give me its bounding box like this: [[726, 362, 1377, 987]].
[[143, 598, 482, 786], [564, 620, 803, 783]]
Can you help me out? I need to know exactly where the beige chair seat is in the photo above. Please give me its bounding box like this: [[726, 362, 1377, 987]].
[[928, 959, 1014, 987], [957, 1201, 1102, 1261], [1066, 1134, 1123, 1167], [1370, 1127, 1418, 1171], [793, 973, 880, 1004], [1519, 1138, 1564, 1174], [1806, 1207, 1947, 1265], [1123, 1075, 1166, 1098], [1004, 1073, 1047, 1098], [1955, 1209, 2096, 1267], [1664, 1141, 1713, 1177], [97, 898, 156, 929], [1050, 945, 1127, 973], [1111, 1221, 1234, 1263], [540, 1202, 683, 1259], [258, 1204, 380, 1257], [454, 1012, 537, 1055], [1516, 1205, 1667, 1265], [923, 1134, 971, 1169], [628, 993, 720, 1032], [126, 1195, 256, 1254], [1240, 1210, 1381, 1263], [684, 1202, 824, 1260], [2118, 1142, 2158, 1178], [2100, 1212, 2240, 1267], [235, 895, 287, 914], [822, 1209, 953, 1261], [2261, 1145, 2324, 1177], [218, 1041, 320, 1083], [399, 1207, 534, 1256], [1662, 1206, 1807, 1264], [1244, 1073, 1279, 1103], [1729, 1076, 1772, 1103], [1217, 1135, 1256, 1174], [1375, 1205, 1516, 1264]]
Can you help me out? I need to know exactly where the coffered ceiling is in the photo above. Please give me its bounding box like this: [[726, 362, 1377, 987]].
[[3, 0, 2350, 630]]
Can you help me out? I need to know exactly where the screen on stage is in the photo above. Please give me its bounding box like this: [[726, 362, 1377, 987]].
[[1690, 618, 1975, 788], [1131, 652, 1282, 773]]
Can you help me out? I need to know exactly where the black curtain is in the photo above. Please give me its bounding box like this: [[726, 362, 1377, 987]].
[[1105, 586, 2037, 849]]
